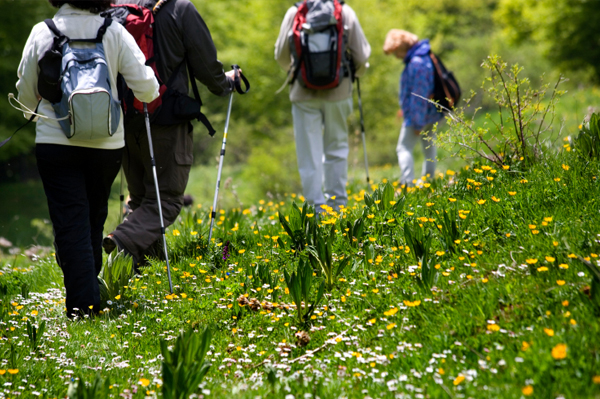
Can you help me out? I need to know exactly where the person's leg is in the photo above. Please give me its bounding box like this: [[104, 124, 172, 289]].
[[396, 123, 419, 186], [36, 144, 98, 317], [420, 125, 437, 181], [292, 101, 326, 208], [85, 148, 123, 276], [323, 97, 352, 209], [111, 122, 190, 261]]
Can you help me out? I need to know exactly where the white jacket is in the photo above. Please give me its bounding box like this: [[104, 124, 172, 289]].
[[16, 4, 160, 149]]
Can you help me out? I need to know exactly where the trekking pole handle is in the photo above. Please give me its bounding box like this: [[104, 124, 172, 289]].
[[231, 64, 250, 94]]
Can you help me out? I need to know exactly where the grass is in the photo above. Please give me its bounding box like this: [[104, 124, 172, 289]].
[[1, 135, 600, 398]]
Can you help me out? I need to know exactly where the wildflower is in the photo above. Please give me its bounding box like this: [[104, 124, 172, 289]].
[[7, 369, 18, 375], [508, 191, 516, 196], [453, 375, 465, 385], [477, 199, 486, 205], [491, 196, 500, 202], [559, 264, 569, 269], [384, 308, 398, 316], [562, 164, 570, 171], [448, 197, 457, 202], [0, 370, 5, 375], [525, 259, 538, 265], [238, 249, 246, 254], [557, 280, 566, 286], [403, 300, 421, 307], [544, 328, 554, 336], [502, 165, 510, 170], [521, 341, 530, 351], [139, 378, 150, 387], [545, 256, 555, 262], [487, 324, 500, 332], [537, 267, 548, 272], [426, 202, 435, 207], [386, 323, 396, 330], [367, 214, 375, 219], [551, 343, 567, 360], [372, 289, 379, 293], [562, 300, 569, 307], [172, 229, 180, 236], [593, 376, 600, 384], [522, 385, 533, 396]]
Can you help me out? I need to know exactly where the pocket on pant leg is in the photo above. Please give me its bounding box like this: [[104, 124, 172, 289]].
[[174, 124, 193, 166]]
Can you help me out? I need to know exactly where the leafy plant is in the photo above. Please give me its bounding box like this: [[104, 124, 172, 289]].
[[364, 183, 405, 214], [279, 202, 317, 253], [436, 207, 470, 254], [433, 55, 566, 167], [344, 217, 365, 248], [284, 259, 325, 326], [306, 225, 350, 291], [26, 319, 45, 352], [404, 220, 437, 290], [161, 327, 213, 399], [99, 251, 133, 304], [66, 374, 110, 399], [574, 113, 600, 160]]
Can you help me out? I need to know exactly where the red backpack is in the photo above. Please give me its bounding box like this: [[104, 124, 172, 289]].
[[103, 2, 216, 135], [290, 0, 350, 90]]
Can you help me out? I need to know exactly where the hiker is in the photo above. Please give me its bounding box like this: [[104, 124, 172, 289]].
[[15, 0, 160, 318], [275, 0, 371, 211], [383, 29, 444, 186], [103, 0, 235, 266]]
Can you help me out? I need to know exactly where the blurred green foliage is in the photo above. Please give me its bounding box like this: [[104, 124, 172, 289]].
[[0, 0, 598, 182]]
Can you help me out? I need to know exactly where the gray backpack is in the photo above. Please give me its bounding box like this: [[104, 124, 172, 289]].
[[42, 18, 120, 139]]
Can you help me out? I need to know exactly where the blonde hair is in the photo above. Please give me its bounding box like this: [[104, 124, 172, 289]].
[[383, 29, 419, 56]]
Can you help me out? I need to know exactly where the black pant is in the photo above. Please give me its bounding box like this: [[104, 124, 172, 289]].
[[36, 144, 122, 317]]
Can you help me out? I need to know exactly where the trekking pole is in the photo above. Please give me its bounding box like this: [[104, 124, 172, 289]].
[[119, 166, 125, 223], [356, 78, 370, 183], [143, 102, 173, 294], [208, 65, 250, 244]]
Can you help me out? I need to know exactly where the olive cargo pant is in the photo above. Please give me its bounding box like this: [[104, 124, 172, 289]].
[[110, 117, 192, 262]]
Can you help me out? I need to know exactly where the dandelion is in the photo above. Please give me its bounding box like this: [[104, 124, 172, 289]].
[[522, 385, 533, 396], [453, 375, 465, 385], [551, 343, 567, 360]]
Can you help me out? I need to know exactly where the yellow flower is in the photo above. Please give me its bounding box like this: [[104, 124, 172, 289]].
[[545, 256, 555, 262], [502, 165, 510, 170], [7, 369, 18, 375], [491, 196, 500, 202], [562, 164, 570, 171], [526, 259, 538, 265], [372, 289, 379, 294], [238, 249, 246, 254], [521, 341, 530, 351], [487, 324, 500, 331], [0, 370, 5, 375], [115, 295, 121, 300], [384, 308, 399, 316], [448, 198, 457, 202], [386, 323, 396, 330], [557, 280, 566, 286], [172, 229, 180, 236], [139, 378, 150, 387], [453, 375, 465, 386], [544, 328, 554, 336], [559, 264, 569, 269], [477, 199, 486, 205], [508, 191, 517, 196], [190, 231, 198, 236], [551, 343, 567, 360], [31, 310, 38, 316], [426, 202, 435, 207], [537, 266, 548, 272], [367, 214, 375, 219], [522, 385, 534, 396], [403, 300, 421, 307], [368, 318, 376, 324], [593, 375, 600, 384]]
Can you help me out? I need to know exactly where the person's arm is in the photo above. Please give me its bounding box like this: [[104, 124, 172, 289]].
[[274, 6, 297, 71], [344, 6, 371, 78], [117, 24, 160, 103], [180, 0, 231, 97], [16, 24, 44, 120]]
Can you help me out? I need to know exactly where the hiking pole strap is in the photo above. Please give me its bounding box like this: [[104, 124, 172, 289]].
[[185, 57, 217, 137], [0, 101, 40, 149], [231, 65, 250, 94]]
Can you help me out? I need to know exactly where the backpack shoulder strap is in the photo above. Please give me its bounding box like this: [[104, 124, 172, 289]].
[[95, 18, 113, 42], [44, 19, 65, 38]]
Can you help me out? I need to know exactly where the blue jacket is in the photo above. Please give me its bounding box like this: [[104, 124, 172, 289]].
[[399, 40, 443, 130]]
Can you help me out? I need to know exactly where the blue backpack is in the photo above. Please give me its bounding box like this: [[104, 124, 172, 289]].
[[40, 18, 120, 139]]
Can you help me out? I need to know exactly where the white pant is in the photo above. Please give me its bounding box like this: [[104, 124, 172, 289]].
[[292, 98, 352, 209], [396, 123, 437, 185]]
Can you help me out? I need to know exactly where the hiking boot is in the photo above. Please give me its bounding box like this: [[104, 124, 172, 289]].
[[102, 234, 119, 254]]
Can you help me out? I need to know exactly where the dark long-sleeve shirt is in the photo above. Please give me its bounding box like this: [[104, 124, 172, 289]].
[[116, 0, 232, 98]]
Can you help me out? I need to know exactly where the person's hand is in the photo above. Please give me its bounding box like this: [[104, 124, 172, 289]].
[[396, 109, 403, 119], [225, 69, 237, 80]]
